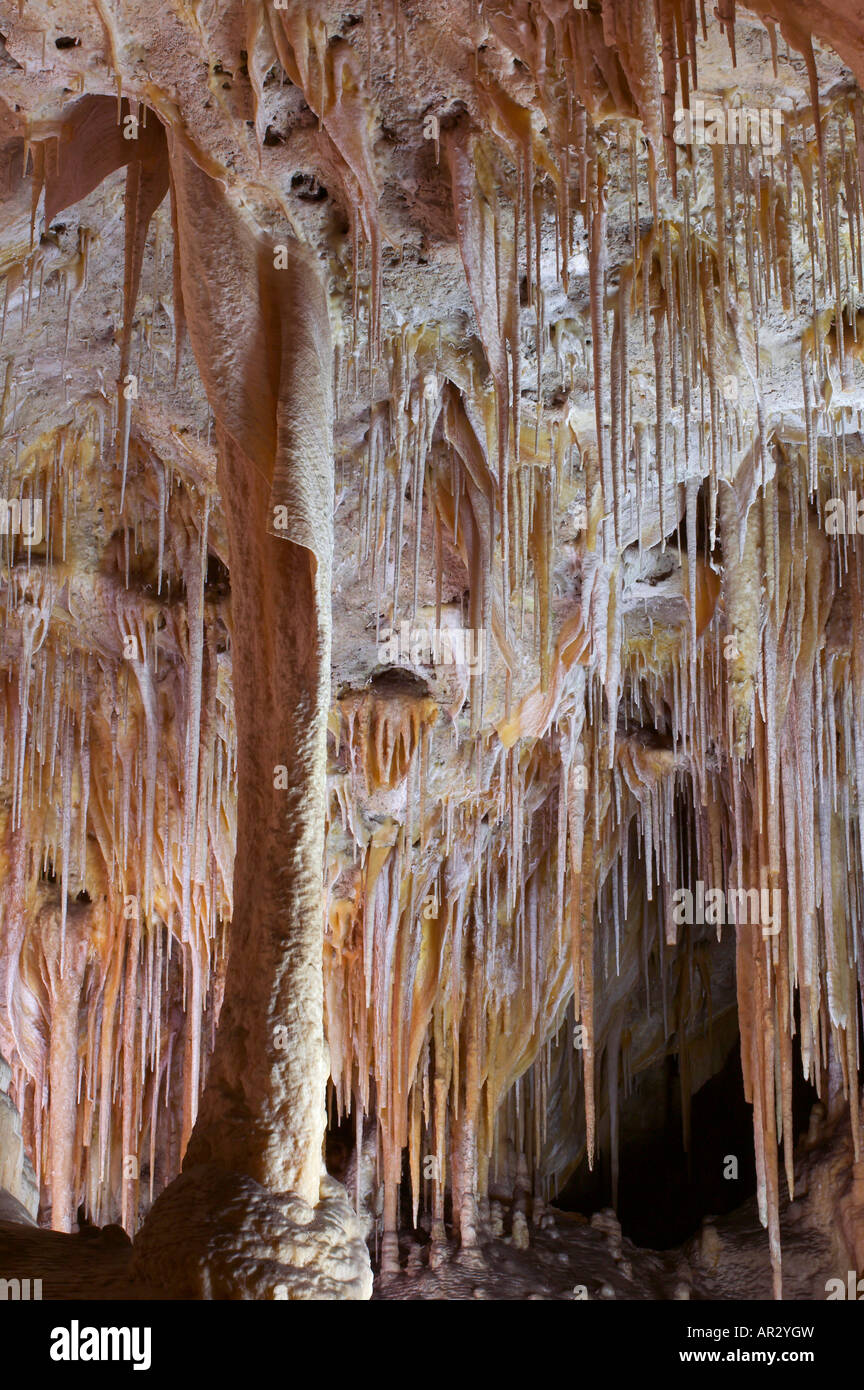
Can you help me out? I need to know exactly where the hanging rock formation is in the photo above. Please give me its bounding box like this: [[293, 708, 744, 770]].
[[0, 0, 862, 1302]]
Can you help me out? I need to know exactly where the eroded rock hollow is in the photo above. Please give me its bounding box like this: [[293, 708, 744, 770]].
[[0, 0, 863, 1304]]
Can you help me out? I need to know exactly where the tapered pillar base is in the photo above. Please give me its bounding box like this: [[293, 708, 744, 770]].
[[131, 1166, 372, 1300]]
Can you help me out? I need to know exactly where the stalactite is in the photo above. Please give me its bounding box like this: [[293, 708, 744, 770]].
[[1, 0, 863, 1306]]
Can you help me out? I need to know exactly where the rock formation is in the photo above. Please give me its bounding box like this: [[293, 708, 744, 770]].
[[0, 0, 862, 1301]]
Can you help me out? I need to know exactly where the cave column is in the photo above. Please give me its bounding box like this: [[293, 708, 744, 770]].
[[167, 149, 333, 1207], [184, 433, 329, 1205]]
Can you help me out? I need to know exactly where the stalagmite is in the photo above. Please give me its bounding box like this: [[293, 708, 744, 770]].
[[130, 144, 370, 1298]]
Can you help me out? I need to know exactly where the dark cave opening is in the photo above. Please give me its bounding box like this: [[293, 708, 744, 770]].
[[553, 1036, 820, 1250]]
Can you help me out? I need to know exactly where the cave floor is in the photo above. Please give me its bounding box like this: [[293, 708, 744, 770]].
[[0, 1220, 148, 1299], [0, 1174, 833, 1301]]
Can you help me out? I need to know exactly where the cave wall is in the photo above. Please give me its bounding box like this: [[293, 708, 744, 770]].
[[0, 0, 863, 1298]]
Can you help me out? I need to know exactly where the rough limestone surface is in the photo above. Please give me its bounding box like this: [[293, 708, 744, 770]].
[[130, 1167, 373, 1300]]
